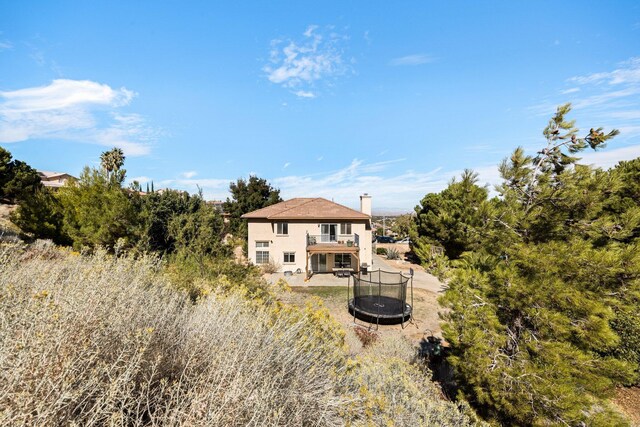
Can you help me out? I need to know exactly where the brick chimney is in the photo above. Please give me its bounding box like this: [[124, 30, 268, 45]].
[[360, 193, 372, 216]]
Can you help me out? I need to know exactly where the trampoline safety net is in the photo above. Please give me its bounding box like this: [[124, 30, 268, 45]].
[[348, 269, 413, 326]]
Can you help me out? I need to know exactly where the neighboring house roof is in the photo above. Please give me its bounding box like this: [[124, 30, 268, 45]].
[[38, 171, 75, 180], [241, 198, 370, 220], [41, 181, 67, 188]]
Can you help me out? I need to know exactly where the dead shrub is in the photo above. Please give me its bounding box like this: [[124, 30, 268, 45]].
[[353, 327, 379, 348], [0, 245, 345, 426], [260, 258, 280, 274]]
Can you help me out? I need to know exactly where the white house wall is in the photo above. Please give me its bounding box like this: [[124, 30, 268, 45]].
[[246, 219, 372, 273]]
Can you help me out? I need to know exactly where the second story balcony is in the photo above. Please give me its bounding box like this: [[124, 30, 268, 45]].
[[307, 233, 360, 249]]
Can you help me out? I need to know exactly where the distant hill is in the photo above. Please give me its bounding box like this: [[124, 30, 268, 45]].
[[372, 208, 412, 217]]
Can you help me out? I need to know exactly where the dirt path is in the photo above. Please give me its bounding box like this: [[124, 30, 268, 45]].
[[370, 253, 446, 294]]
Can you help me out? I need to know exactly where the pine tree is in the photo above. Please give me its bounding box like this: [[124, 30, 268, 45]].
[[411, 169, 488, 259], [223, 176, 282, 237], [422, 104, 638, 425]]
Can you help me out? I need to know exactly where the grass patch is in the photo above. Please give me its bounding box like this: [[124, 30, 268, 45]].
[[291, 286, 348, 300]]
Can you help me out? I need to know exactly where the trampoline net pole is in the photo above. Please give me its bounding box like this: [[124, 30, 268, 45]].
[[401, 273, 405, 326], [410, 275, 414, 321], [377, 273, 381, 329], [347, 273, 350, 311]]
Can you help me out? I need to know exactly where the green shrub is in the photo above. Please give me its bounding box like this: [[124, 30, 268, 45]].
[[610, 307, 640, 385], [11, 188, 68, 244], [386, 247, 400, 260], [376, 247, 387, 255], [165, 251, 272, 302]]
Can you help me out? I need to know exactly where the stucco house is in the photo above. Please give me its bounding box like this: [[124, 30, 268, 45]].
[[37, 171, 76, 189], [242, 194, 373, 277]]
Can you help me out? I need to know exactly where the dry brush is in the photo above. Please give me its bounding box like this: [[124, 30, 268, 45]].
[[0, 241, 480, 426]]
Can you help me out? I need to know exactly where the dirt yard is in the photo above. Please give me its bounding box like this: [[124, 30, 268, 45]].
[[280, 284, 442, 354], [614, 387, 640, 426], [270, 244, 446, 355]]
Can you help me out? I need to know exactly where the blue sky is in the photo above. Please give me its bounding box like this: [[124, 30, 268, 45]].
[[1, 1, 639, 212]]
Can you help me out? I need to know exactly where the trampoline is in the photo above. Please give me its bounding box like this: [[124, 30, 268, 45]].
[[348, 269, 413, 327]]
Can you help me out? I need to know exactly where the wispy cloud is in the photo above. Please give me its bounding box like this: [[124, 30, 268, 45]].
[[160, 156, 496, 210], [147, 146, 640, 211], [264, 25, 350, 98], [0, 79, 157, 155], [579, 144, 640, 169], [363, 30, 371, 45], [572, 87, 640, 110], [531, 56, 640, 159], [159, 145, 640, 210], [160, 158, 435, 210], [181, 171, 197, 179], [562, 58, 640, 145], [569, 57, 640, 86], [283, 162, 291, 169], [560, 87, 580, 94], [294, 90, 316, 98], [270, 158, 449, 210], [271, 144, 640, 209], [389, 54, 435, 66], [607, 110, 640, 120], [0, 41, 12, 51]]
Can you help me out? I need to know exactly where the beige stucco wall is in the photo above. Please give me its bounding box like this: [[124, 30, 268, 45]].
[[247, 219, 372, 273]]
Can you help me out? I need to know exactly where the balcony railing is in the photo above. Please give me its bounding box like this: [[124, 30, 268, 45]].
[[307, 233, 360, 248]]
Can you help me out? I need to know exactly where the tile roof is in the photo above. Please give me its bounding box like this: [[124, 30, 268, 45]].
[[241, 198, 370, 220], [38, 171, 74, 179]]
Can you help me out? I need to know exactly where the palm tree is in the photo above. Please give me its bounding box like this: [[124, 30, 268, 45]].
[[100, 148, 126, 184]]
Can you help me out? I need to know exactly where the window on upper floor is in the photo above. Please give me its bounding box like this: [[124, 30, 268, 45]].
[[256, 241, 269, 248], [276, 222, 288, 235], [340, 223, 352, 235]]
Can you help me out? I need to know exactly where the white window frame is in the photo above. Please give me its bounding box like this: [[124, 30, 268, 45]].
[[256, 241, 269, 248], [283, 252, 295, 264], [340, 223, 352, 234], [256, 251, 270, 264], [276, 222, 289, 235], [320, 223, 338, 242]]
